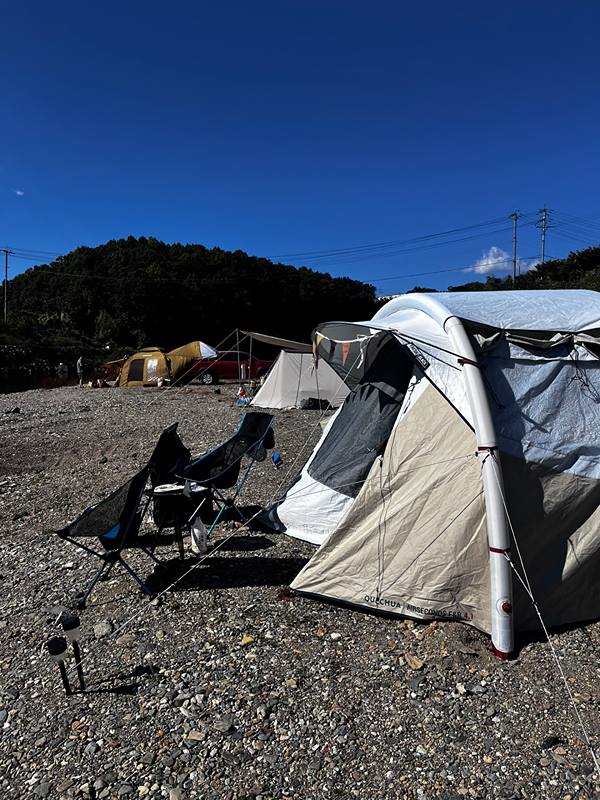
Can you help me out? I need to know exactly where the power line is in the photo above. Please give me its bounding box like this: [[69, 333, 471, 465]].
[[370, 256, 542, 287], [4, 207, 600, 294], [266, 217, 541, 268], [268, 215, 514, 258]]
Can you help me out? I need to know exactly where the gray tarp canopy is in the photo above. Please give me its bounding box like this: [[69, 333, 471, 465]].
[[241, 331, 313, 353]]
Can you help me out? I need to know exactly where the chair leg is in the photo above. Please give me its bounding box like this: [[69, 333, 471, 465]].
[[118, 558, 154, 596], [150, 508, 168, 553], [78, 561, 110, 608], [206, 503, 228, 536], [173, 517, 185, 560], [137, 544, 168, 570], [229, 501, 250, 525]]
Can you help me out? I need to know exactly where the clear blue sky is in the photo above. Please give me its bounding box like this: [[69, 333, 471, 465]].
[[2, 1, 600, 295]]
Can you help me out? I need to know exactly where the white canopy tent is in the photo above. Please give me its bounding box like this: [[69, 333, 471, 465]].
[[250, 350, 350, 410], [261, 290, 600, 658]]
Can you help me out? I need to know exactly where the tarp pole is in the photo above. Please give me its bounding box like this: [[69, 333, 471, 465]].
[[444, 315, 513, 658]]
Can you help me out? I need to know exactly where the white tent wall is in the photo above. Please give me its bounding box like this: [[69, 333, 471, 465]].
[[261, 337, 416, 545], [260, 406, 354, 545], [265, 290, 600, 658], [250, 351, 350, 410]]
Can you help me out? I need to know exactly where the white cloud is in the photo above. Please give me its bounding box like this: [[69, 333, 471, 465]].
[[12, 189, 24, 196], [463, 246, 537, 275]]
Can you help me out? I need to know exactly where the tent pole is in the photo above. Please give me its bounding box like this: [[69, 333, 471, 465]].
[[248, 331, 253, 389], [444, 315, 513, 658]]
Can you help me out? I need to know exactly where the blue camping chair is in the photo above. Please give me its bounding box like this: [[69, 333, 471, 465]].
[[180, 412, 275, 535], [56, 467, 163, 608], [56, 422, 191, 606]]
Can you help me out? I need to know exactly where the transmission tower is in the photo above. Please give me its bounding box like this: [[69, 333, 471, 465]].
[[0, 249, 14, 324], [535, 206, 553, 264]]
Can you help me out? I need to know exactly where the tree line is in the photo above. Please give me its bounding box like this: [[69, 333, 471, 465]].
[[1, 236, 380, 364], [447, 244, 600, 292], [2, 237, 598, 368]]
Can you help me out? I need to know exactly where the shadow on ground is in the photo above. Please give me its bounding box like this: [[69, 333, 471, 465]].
[[145, 535, 308, 595]]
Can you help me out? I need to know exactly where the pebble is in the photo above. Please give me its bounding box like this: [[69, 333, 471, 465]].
[[2, 385, 600, 800], [214, 715, 234, 733], [93, 620, 113, 639]]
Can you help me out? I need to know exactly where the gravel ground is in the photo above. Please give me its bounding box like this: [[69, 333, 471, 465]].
[[2, 383, 600, 800]]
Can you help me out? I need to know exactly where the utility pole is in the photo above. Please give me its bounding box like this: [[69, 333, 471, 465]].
[[536, 206, 553, 264], [510, 210, 519, 283], [0, 249, 14, 324]]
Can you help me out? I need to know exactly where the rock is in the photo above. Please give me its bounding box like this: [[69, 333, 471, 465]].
[[405, 653, 424, 670], [169, 789, 185, 800], [93, 620, 113, 639], [214, 715, 235, 733], [542, 735, 561, 749], [4, 384, 600, 800], [34, 782, 50, 797]]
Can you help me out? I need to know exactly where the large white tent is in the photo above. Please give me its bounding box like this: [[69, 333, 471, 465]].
[[250, 350, 350, 410], [261, 290, 600, 658]]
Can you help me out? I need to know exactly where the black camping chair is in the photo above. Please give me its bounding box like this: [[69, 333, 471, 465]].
[[180, 412, 275, 535], [148, 422, 191, 490], [146, 422, 195, 559], [56, 467, 164, 608], [148, 421, 215, 558]]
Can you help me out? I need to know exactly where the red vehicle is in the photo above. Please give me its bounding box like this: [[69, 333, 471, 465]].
[[191, 351, 273, 385]]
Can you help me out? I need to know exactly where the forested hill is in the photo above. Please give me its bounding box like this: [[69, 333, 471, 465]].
[[3, 236, 379, 358]]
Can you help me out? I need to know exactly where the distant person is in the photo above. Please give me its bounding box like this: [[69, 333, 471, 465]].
[[77, 356, 84, 387]]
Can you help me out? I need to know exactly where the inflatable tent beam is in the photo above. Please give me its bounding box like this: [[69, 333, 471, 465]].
[[444, 316, 513, 658], [381, 295, 514, 657]]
